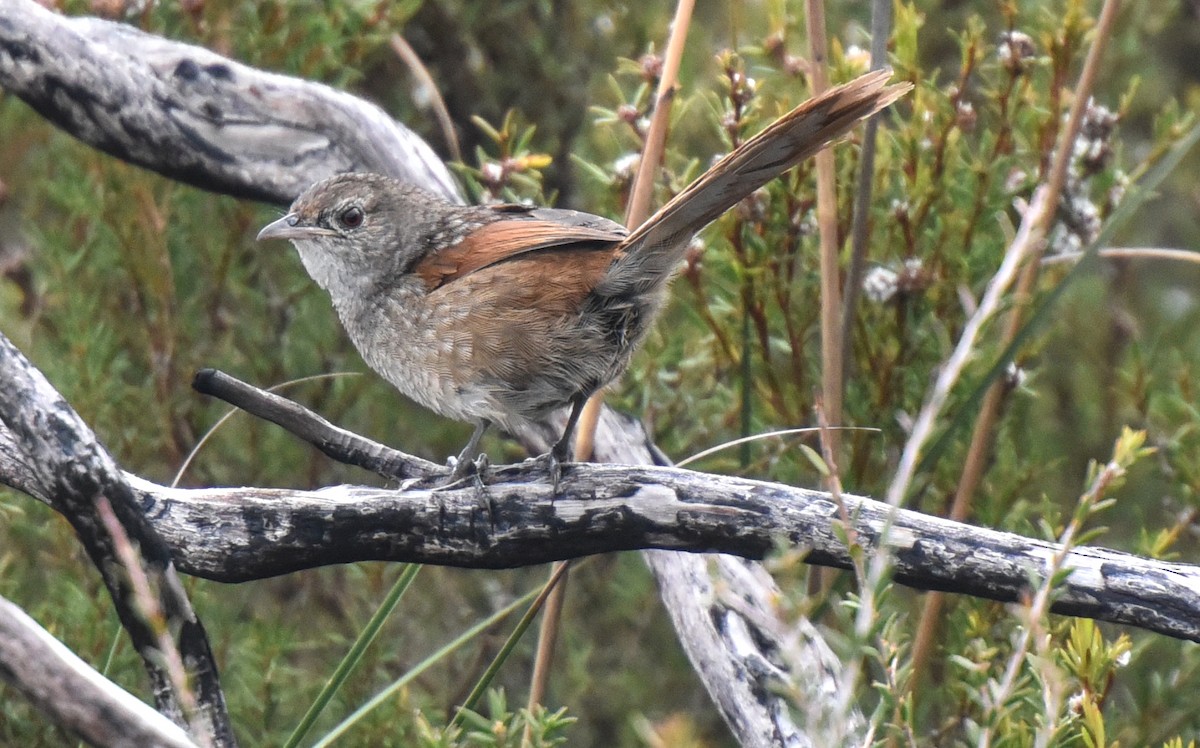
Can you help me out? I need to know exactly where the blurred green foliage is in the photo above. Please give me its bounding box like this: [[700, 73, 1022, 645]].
[[2, 0, 1200, 746]]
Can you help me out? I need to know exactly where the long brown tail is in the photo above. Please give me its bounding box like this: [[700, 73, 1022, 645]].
[[604, 69, 911, 294]]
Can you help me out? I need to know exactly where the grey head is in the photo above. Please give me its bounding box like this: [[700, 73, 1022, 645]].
[[257, 172, 453, 302]]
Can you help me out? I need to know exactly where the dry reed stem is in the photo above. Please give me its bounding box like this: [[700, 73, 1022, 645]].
[[389, 34, 462, 164], [804, 0, 844, 458], [907, 0, 1123, 695], [527, 0, 696, 725]]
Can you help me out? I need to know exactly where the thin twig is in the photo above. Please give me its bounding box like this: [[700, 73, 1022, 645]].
[[976, 448, 1126, 748], [95, 497, 206, 747], [389, 34, 462, 164], [887, 0, 1119, 505], [575, 0, 696, 462], [804, 0, 844, 458], [885, 187, 1050, 507], [950, 0, 1125, 513], [894, 184, 1054, 705], [815, 402, 861, 582], [841, 0, 895, 378], [521, 561, 569, 718], [1040, 246, 1200, 265], [675, 426, 878, 468]]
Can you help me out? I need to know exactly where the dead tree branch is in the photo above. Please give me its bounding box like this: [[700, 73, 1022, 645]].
[[0, 594, 200, 748], [0, 334, 234, 747], [0, 0, 459, 205], [7, 359, 1200, 647]]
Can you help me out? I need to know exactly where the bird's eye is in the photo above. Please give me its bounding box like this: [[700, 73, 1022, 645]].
[[338, 206, 365, 229]]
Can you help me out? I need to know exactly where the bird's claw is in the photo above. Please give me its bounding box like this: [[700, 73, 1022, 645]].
[[525, 446, 569, 494], [440, 452, 490, 491]]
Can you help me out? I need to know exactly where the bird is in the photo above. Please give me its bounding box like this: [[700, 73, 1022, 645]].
[[257, 69, 910, 485]]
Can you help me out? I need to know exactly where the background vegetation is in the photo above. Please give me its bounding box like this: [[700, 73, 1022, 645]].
[[2, 0, 1199, 745]]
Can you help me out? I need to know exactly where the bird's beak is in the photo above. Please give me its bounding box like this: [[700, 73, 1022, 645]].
[[257, 214, 336, 242]]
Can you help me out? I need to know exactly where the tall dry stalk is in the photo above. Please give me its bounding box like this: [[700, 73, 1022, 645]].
[[907, 0, 1123, 694], [525, 0, 697, 722]]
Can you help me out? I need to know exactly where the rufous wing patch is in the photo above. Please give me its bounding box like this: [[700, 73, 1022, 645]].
[[414, 219, 624, 291]]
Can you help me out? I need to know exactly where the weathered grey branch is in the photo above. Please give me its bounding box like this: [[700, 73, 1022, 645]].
[[13, 370, 1200, 648], [0, 0, 459, 205], [11, 372, 1200, 648], [88, 465, 1200, 645], [0, 333, 234, 747], [192, 367, 816, 746], [45, 364, 1200, 646], [0, 594, 199, 748], [12, 359, 1200, 647]]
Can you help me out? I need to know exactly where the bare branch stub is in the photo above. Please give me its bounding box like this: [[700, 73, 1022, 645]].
[[191, 368, 442, 481]]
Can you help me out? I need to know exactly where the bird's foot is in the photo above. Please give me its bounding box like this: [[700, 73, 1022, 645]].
[[441, 452, 490, 491], [524, 443, 571, 494], [433, 454, 494, 526]]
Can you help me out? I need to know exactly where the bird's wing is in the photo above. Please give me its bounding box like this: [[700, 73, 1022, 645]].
[[413, 208, 627, 292]]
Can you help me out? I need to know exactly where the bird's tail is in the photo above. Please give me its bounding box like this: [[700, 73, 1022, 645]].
[[604, 69, 911, 295]]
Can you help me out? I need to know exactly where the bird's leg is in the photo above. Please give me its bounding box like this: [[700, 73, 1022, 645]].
[[544, 395, 586, 492], [447, 419, 490, 483]]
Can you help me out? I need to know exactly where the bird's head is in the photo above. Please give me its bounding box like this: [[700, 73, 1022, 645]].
[[258, 172, 447, 297]]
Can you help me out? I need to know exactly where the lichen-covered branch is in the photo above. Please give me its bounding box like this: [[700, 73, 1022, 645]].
[[75, 368, 1200, 644], [9, 356, 1200, 646], [87, 462, 1200, 645]]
